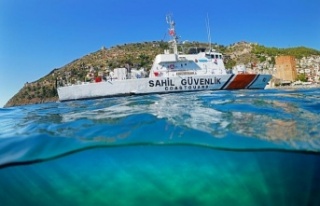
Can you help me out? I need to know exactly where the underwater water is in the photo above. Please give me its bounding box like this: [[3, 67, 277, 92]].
[[0, 88, 320, 205]]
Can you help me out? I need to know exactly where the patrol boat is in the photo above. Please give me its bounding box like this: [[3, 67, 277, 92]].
[[57, 15, 272, 101]]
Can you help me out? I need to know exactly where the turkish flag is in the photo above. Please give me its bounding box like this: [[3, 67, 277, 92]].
[[169, 29, 175, 36]]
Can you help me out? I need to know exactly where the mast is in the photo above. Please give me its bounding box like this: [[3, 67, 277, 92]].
[[166, 14, 178, 54], [206, 13, 212, 51]]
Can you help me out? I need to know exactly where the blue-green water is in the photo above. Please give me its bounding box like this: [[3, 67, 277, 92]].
[[1, 89, 320, 205]]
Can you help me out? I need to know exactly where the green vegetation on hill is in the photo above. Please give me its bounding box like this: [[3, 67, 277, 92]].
[[252, 45, 320, 59], [4, 41, 320, 107]]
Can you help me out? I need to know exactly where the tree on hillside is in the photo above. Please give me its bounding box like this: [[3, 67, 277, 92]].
[[297, 73, 308, 82], [225, 59, 236, 69], [252, 44, 320, 59]]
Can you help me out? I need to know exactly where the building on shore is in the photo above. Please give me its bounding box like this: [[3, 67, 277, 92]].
[[274, 56, 297, 83]]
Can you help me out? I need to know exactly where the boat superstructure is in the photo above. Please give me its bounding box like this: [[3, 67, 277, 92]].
[[57, 15, 272, 101]]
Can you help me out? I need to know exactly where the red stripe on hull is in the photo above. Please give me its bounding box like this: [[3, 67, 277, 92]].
[[226, 74, 257, 89]]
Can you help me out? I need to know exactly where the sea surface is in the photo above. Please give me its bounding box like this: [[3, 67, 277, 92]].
[[0, 88, 320, 206]]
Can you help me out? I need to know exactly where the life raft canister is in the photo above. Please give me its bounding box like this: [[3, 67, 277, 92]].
[[95, 76, 102, 82]]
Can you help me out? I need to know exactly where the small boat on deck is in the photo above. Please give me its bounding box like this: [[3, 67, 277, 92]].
[[57, 15, 272, 101]]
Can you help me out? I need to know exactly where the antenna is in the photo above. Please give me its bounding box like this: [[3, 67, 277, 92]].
[[166, 14, 171, 25], [166, 14, 178, 54], [206, 13, 212, 51]]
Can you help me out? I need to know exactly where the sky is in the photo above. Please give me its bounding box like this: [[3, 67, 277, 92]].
[[1, 0, 319, 107]]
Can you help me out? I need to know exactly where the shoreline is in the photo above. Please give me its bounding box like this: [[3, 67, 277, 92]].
[[266, 84, 320, 90]]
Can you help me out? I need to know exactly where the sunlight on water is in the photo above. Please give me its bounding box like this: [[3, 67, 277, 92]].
[[0, 88, 320, 205]]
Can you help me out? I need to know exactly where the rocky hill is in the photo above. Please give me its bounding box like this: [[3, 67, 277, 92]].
[[5, 41, 167, 107], [4, 41, 320, 107]]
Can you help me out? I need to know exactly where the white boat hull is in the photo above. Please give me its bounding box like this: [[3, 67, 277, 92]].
[[57, 74, 271, 101]]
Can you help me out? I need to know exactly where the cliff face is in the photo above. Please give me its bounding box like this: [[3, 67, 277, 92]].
[[4, 41, 320, 107], [4, 41, 167, 107]]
